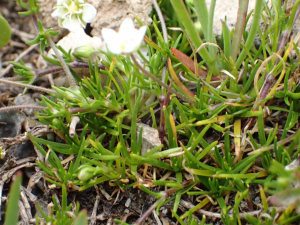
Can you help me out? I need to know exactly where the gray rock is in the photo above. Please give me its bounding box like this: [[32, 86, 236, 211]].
[[205, 0, 257, 36], [136, 123, 161, 156], [14, 94, 38, 117], [0, 110, 25, 138]]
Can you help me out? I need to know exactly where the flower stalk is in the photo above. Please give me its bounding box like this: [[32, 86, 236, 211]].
[[46, 35, 77, 90]]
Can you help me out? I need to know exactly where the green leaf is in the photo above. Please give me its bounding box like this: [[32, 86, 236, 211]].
[[0, 15, 11, 47], [4, 172, 22, 225], [73, 210, 88, 225]]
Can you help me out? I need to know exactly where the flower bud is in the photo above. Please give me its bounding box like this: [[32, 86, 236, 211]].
[[52, 118, 61, 127], [73, 45, 96, 58], [149, 52, 162, 75], [194, 21, 203, 37], [277, 177, 291, 188], [78, 166, 95, 181], [78, 165, 104, 181], [185, 0, 194, 5]]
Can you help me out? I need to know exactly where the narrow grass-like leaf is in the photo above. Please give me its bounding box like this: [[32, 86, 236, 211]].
[[236, 0, 264, 68], [213, 171, 268, 179], [130, 154, 173, 171], [147, 147, 182, 159], [142, 145, 164, 158], [197, 141, 217, 161], [73, 125, 88, 172], [180, 197, 210, 219], [79, 176, 110, 191], [168, 58, 195, 99], [27, 133, 70, 149], [234, 119, 242, 162], [189, 124, 211, 153], [184, 147, 220, 171], [287, 128, 300, 155], [131, 94, 142, 154], [73, 210, 88, 225], [169, 0, 211, 61], [257, 107, 266, 145], [172, 172, 183, 216], [259, 184, 268, 212], [232, 154, 260, 173], [4, 172, 22, 225]]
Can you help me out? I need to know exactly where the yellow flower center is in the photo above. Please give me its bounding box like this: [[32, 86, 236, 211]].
[[68, 1, 79, 13]]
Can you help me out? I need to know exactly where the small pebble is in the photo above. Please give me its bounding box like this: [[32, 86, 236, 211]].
[[254, 196, 261, 204], [125, 198, 131, 208]]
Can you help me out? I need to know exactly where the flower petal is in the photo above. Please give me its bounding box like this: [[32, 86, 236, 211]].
[[136, 26, 147, 42], [123, 41, 138, 54], [123, 26, 146, 53], [102, 28, 122, 54], [51, 9, 60, 17], [102, 28, 118, 44], [62, 16, 82, 32], [82, 4, 97, 23], [107, 42, 123, 55], [119, 18, 135, 36], [55, 7, 69, 18]]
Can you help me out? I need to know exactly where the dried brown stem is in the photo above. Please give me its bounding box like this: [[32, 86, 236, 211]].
[[0, 105, 46, 112], [0, 78, 56, 94], [47, 36, 77, 89]]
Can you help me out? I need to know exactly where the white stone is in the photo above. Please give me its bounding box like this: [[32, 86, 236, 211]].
[[205, 0, 257, 35], [136, 123, 161, 156]]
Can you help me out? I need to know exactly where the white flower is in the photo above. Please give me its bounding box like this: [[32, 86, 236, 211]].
[[102, 18, 147, 54], [51, 0, 97, 32]]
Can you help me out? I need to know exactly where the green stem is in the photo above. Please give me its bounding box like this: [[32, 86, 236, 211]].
[[235, 0, 264, 68], [231, 0, 249, 62], [152, 0, 168, 95], [30, 12, 77, 90], [207, 0, 217, 57]]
